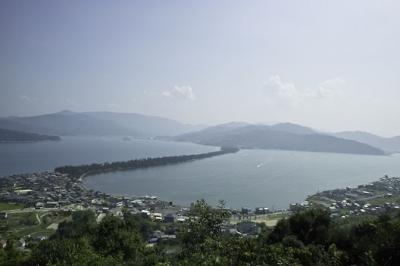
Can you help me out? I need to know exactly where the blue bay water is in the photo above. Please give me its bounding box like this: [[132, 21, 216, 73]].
[[84, 149, 400, 209], [0, 137, 217, 176], [2, 137, 400, 209]]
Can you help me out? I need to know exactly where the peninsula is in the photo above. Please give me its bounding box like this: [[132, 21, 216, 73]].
[[55, 146, 239, 179], [0, 128, 61, 142]]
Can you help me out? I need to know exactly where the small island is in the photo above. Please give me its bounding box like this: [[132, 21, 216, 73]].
[[0, 128, 61, 142]]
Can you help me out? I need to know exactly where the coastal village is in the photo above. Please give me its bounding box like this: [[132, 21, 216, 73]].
[[1, 169, 400, 252], [294, 175, 400, 217], [0, 170, 265, 251], [0, 171, 177, 215]]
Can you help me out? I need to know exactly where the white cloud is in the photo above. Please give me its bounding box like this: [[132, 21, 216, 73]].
[[266, 75, 302, 105], [265, 75, 345, 106], [162, 85, 196, 100], [161, 91, 172, 97], [315, 78, 346, 99], [106, 103, 120, 109], [19, 94, 38, 102]]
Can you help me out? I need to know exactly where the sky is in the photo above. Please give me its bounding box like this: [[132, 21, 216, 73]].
[[1, 0, 400, 136]]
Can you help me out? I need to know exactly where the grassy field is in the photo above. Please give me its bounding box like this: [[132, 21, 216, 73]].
[[363, 195, 400, 206], [251, 212, 290, 227], [0, 201, 25, 211], [0, 210, 70, 239], [230, 212, 290, 227]]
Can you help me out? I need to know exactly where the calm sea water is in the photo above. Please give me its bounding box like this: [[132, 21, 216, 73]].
[[0, 137, 217, 177], [84, 149, 400, 210], [2, 137, 400, 210]]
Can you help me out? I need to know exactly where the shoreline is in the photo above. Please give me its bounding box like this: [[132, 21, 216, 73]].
[[2, 167, 400, 228]]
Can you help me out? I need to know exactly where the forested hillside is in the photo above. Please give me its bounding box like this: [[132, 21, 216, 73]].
[[1, 201, 400, 265]]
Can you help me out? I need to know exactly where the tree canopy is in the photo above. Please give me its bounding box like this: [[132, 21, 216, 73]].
[[2, 203, 400, 265]]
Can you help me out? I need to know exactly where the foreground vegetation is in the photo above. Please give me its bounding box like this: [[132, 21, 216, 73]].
[[1, 200, 400, 265]]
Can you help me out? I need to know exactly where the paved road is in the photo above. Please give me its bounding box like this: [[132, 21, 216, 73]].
[[35, 213, 41, 224]]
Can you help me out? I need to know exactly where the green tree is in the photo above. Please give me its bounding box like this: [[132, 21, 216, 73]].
[[181, 200, 230, 252], [93, 215, 149, 264], [54, 210, 97, 239]]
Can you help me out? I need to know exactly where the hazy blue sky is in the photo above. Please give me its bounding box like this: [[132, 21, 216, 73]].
[[1, 0, 399, 136]]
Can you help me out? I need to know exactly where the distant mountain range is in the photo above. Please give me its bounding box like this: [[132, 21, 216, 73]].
[[332, 131, 400, 153], [0, 111, 204, 137], [0, 128, 60, 142], [1, 111, 398, 155], [168, 123, 386, 155]]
